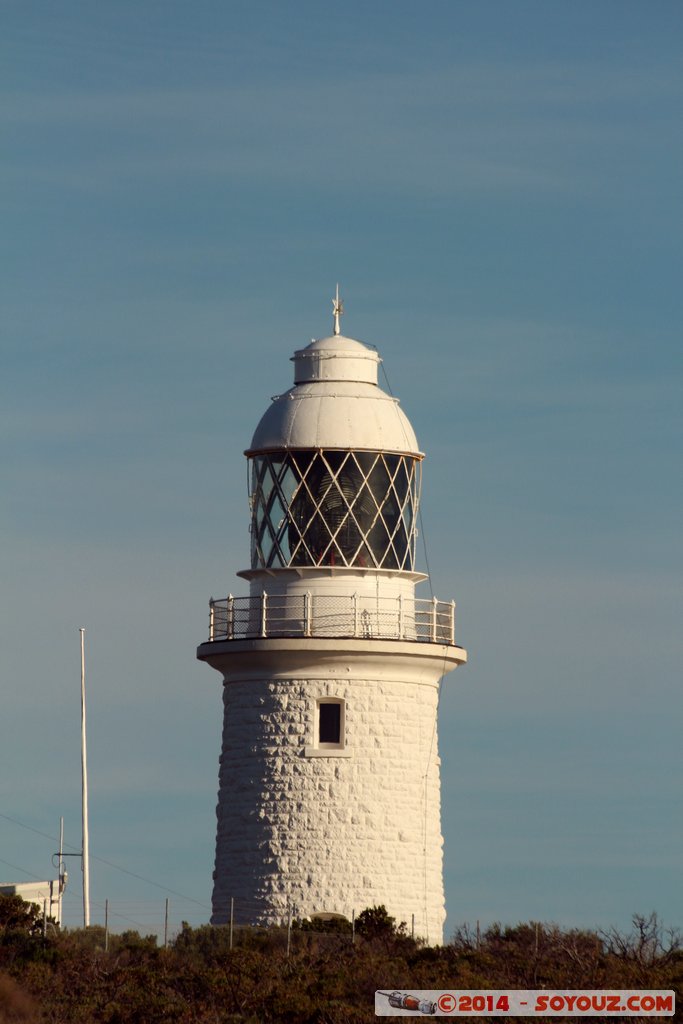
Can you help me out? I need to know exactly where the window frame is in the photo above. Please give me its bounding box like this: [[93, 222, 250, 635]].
[[304, 698, 350, 758], [317, 699, 343, 748]]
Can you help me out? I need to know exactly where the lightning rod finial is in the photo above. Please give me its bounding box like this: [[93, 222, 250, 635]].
[[332, 284, 343, 336]]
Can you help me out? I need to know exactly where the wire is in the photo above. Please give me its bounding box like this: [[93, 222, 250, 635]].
[[83, 901, 150, 931], [0, 812, 55, 845], [0, 857, 46, 882], [0, 811, 210, 910], [418, 507, 435, 600], [377, 357, 435, 597]]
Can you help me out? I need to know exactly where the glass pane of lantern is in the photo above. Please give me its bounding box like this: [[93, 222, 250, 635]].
[[367, 518, 390, 566], [367, 456, 391, 508], [393, 458, 410, 503], [354, 450, 377, 475], [349, 481, 378, 536], [277, 461, 299, 506], [392, 521, 409, 567]]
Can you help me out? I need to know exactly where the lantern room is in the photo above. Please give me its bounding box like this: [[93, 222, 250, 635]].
[[246, 333, 423, 574]]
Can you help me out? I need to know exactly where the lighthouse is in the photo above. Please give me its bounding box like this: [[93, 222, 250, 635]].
[[197, 293, 466, 943]]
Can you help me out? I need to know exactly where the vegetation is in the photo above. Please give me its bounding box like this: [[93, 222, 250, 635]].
[[0, 895, 681, 1023]]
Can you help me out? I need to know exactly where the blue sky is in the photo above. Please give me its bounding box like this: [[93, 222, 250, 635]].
[[2, 0, 681, 938]]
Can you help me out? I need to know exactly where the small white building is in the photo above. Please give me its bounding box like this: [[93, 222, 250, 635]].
[[0, 879, 65, 926], [198, 298, 467, 943]]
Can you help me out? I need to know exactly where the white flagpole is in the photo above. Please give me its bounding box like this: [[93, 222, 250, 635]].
[[79, 628, 90, 927], [58, 815, 65, 925]]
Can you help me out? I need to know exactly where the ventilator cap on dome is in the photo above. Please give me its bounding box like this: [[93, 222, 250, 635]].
[[292, 334, 381, 385]]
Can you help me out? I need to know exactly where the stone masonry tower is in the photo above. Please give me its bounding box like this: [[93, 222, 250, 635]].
[[197, 294, 466, 943]]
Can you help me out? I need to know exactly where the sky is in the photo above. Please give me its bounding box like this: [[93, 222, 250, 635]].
[[1, 0, 681, 940]]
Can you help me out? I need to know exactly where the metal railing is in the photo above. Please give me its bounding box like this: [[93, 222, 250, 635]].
[[207, 593, 456, 645]]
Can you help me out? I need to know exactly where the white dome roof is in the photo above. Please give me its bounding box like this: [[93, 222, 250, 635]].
[[247, 335, 422, 457]]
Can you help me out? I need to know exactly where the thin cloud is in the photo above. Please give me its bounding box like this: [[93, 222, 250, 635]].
[[4, 63, 678, 197]]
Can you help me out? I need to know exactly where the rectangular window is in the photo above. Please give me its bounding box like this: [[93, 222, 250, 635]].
[[304, 698, 350, 757], [319, 701, 341, 745]]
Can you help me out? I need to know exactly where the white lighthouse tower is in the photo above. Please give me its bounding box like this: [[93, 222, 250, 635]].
[[197, 293, 466, 943]]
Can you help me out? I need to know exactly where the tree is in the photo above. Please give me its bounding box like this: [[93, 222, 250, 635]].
[[0, 895, 43, 936], [355, 905, 398, 941]]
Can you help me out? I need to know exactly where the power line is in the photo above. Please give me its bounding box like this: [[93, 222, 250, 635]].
[[0, 812, 55, 846], [0, 811, 210, 910], [0, 857, 46, 882]]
